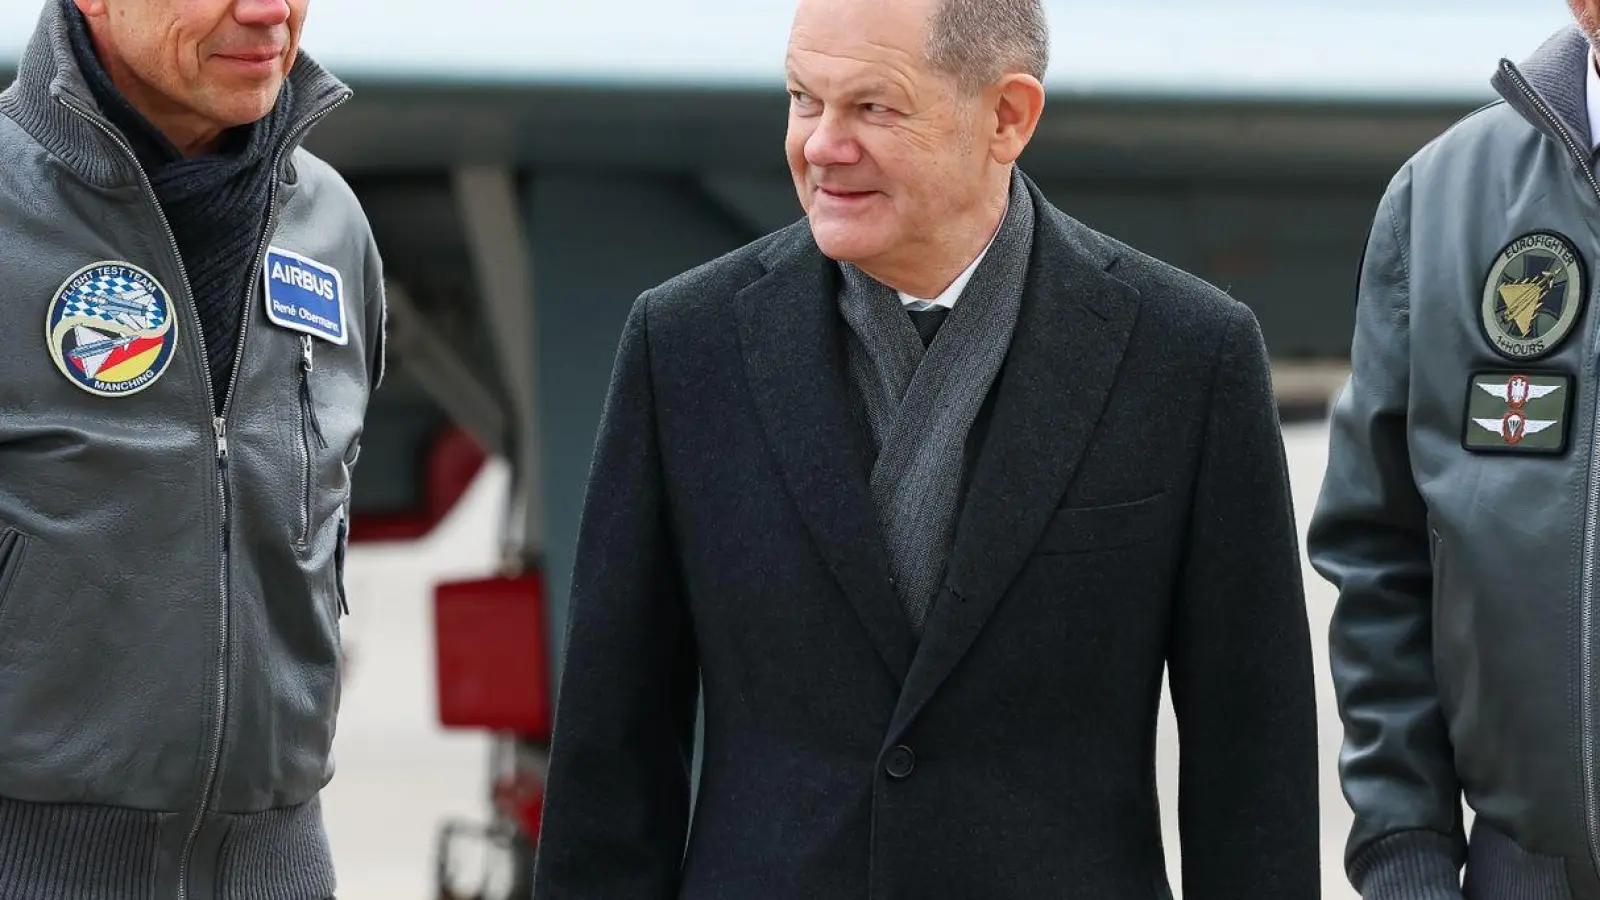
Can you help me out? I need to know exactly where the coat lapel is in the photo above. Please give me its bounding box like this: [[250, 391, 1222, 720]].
[[886, 190, 1142, 741], [735, 225, 917, 683]]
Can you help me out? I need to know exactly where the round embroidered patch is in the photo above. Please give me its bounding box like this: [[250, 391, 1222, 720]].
[[1480, 231, 1586, 361], [46, 261, 178, 397]]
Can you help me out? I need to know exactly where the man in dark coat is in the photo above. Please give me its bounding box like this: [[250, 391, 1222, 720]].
[[532, 0, 1322, 897]]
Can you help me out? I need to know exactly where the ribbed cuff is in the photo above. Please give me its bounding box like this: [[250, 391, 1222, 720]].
[[1352, 830, 1466, 900]]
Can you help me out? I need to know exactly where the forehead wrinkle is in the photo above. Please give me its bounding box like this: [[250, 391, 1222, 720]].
[[788, 31, 922, 70], [786, 46, 919, 103]]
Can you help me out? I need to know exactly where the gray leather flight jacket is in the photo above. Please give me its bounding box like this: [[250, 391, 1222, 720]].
[[0, 4, 385, 899], [1311, 25, 1600, 900]]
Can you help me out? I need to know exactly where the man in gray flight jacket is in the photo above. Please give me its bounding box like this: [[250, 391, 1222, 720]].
[[1310, 3, 1600, 898], [0, 1, 384, 898]]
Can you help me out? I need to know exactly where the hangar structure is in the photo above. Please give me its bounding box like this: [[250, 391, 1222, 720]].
[[0, 0, 1567, 771]]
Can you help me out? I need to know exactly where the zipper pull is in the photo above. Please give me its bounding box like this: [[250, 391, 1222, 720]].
[[214, 417, 229, 461], [299, 335, 329, 451]]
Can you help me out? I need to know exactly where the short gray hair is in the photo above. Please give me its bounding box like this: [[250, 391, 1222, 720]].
[[925, 0, 1050, 93]]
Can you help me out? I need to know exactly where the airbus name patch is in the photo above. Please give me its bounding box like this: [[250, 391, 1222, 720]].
[[1462, 371, 1573, 454], [264, 247, 347, 345]]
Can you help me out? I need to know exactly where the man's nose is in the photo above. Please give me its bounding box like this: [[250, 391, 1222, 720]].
[[234, 0, 292, 28], [805, 111, 863, 168]]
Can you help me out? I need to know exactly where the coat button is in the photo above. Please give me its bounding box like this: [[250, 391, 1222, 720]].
[[885, 745, 916, 779]]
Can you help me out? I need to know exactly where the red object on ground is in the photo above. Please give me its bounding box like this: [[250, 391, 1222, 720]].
[[433, 573, 553, 739]]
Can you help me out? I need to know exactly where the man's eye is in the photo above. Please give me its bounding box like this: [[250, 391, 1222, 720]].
[[789, 90, 814, 104], [863, 103, 891, 114]]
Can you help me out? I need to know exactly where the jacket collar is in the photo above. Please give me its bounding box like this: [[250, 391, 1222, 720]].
[[1493, 25, 1593, 159], [0, 0, 352, 189]]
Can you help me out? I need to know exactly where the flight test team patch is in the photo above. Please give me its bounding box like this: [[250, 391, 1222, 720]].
[[46, 261, 177, 397]]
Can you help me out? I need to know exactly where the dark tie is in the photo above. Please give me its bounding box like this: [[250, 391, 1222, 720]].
[[906, 306, 950, 348]]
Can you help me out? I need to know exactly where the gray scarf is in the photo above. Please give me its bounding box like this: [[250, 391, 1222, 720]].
[[838, 172, 1034, 633]]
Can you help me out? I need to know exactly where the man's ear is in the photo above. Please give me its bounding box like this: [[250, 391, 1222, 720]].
[[988, 74, 1045, 166]]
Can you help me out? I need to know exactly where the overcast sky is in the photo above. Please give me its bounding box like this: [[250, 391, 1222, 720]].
[[0, 1, 1574, 102]]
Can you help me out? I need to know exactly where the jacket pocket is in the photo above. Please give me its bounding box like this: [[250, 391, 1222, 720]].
[[0, 527, 29, 619], [333, 513, 349, 618], [295, 334, 329, 549], [1035, 491, 1169, 555]]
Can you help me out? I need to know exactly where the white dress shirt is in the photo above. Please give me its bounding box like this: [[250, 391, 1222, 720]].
[[1588, 49, 1600, 150]]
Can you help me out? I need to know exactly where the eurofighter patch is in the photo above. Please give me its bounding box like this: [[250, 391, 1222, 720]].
[[1480, 231, 1586, 361], [264, 247, 347, 345], [46, 261, 178, 398], [1462, 371, 1573, 454]]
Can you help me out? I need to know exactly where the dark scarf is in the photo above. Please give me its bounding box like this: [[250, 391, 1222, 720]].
[[838, 171, 1034, 634], [64, 0, 296, 413]]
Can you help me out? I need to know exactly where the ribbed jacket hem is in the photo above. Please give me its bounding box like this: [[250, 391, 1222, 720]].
[[0, 796, 159, 899], [0, 793, 334, 900], [215, 795, 336, 900], [1352, 829, 1465, 900], [1465, 818, 1587, 900]]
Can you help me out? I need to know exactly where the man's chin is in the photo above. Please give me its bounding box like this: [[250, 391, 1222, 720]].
[[807, 218, 883, 264], [202, 81, 284, 126]]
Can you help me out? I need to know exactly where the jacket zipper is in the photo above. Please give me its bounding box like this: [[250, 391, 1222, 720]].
[[1501, 60, 1600, 879], [59, 90, 348, 900], [297, 334, 328, 549]]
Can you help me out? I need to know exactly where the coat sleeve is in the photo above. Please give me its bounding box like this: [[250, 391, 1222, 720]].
[[1168, 302, 1322, 900], [1306, 167, 1467, 899], [532, 292, 700, 900]]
